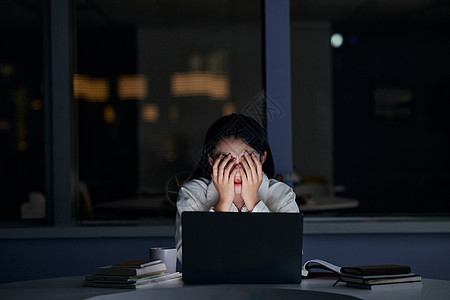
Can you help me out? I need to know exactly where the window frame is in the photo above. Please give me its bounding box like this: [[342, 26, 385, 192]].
[[44, 0, 76, 226]]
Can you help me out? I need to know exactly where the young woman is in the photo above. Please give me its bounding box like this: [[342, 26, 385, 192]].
[[175, 114, 299, 262]]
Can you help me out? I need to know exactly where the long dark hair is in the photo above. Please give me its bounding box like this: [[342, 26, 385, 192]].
[[192, 114, 274, 179]]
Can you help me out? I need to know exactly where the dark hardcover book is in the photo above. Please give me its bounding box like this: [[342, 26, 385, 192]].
[[302, 259, 416, 279], [341, 264, 411, 276]]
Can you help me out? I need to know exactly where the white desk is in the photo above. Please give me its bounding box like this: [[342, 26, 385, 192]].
[[1, 275, 450, 300]]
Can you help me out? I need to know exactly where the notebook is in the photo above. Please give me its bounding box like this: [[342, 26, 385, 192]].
[[181, 211, 303, 284]]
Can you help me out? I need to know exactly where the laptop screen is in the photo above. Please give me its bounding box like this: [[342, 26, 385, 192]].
[[182, 212, 303, 284]]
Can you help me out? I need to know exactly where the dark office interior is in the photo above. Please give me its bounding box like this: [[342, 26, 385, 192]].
[[1, 0, 450, 286]]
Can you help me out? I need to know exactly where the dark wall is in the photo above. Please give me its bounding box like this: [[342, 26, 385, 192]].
[[0, 236, 174, 283], [1, 233, 450, 283]]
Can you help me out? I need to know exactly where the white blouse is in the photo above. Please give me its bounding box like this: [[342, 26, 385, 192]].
[[175, 174, 299, 262]]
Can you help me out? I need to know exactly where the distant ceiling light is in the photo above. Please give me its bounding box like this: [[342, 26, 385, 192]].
[[74, 74, 110, 102], [103, 104, 116, 123], [142, 103, 159, 122], [118, 74, 148, 100], [170, 71, 230, 100], [330, 33, 344, 48]]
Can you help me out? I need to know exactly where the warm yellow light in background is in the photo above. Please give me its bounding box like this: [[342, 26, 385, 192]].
[[142, 103, 159, 122], [170, 71, 230, 100], [117, 74, 149, 100], [74, 74, 110, 102], [223, 102, 236, 116], [103, 104, 116, 123]]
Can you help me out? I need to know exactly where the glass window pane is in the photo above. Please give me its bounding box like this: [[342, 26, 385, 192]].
[[0, 0, 45, 222], [291, 2, 450, 216], [75, 0, 263, 221]]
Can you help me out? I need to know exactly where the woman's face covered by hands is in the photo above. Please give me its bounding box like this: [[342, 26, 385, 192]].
[[209, 137, 266, 196]]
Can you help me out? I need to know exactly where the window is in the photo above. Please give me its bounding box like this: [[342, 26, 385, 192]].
[[0, 0, 45, 222], [3, 0, 449, 230], [291, 1, 450, 216], [75, 0, 263, 221]]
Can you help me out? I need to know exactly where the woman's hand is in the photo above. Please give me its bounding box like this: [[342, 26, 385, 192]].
[[211, 154, 238, 211], [239, 151, 263, 211]]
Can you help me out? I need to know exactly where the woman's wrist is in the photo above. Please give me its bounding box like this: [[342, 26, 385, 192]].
[[214, 197, 234, 211], [243, 193, 260, 211]]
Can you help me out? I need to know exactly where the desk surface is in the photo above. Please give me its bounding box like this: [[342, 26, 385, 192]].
[[1, 275, 450, 300]]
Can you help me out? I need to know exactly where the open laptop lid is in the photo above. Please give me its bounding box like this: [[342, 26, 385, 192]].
[[182, 212, 303, 284]]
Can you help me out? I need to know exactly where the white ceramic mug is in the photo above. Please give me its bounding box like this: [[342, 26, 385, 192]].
[[149, 247, 177, 273]]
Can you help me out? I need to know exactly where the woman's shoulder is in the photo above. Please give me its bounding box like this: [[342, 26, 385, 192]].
[[263, 177, 298, 212], [180, 177, 210, 191], [266, 177, 294, 192], [177, 177, 214, 210]]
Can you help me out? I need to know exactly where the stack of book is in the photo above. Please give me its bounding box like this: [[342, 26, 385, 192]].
[[337, 271, 422, 289], [84, 259, 182, 289], [303, 259, 422, 290]]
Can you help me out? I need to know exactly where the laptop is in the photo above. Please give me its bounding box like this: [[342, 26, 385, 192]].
[[181, 211, 303, 284]]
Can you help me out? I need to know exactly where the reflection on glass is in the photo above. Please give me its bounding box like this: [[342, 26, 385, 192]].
[[75, 0, 262, 220]]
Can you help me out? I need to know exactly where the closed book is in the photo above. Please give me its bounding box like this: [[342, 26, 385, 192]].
[[302, 259, 415, 279], [85, 271, 167, 284], [112, 259, 162, 268], [345, 280, 423, 290], [99, 262, 167, 276], [84, 272, 182, 290], [339, 273, 422, 285]]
